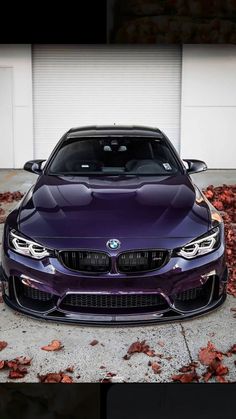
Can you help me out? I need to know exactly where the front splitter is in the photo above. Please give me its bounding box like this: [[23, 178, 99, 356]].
[[2, 293, 227, 327]]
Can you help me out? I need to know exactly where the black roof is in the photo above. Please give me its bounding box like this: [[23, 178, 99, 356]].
[[67, 125, 163, 139]]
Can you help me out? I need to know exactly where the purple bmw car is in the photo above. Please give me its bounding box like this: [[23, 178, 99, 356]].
[[0, 126, 228, 324]]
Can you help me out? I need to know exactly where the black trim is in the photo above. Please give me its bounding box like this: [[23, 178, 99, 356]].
[[2, 291, 227, 326]]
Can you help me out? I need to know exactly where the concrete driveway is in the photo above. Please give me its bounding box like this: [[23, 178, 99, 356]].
[[0, 169, 235, 383]]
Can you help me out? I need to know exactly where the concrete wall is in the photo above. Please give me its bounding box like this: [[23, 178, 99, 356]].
[[0, 45, 33, 168], [180, 45, 236, 168]]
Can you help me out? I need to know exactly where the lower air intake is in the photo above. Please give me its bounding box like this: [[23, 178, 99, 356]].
[[61, 293, 167, 309]]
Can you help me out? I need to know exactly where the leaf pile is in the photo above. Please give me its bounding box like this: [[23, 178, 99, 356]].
[[0, 191, 23, 203], [203, 184, 236, 297], [172, 341, 236, 383], [0, 191, 24, 224], [0, 356, 32, 379], [38, 371, 74, 383]]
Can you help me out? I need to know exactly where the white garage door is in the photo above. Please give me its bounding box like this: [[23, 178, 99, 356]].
[[32, 45, 181, 159]]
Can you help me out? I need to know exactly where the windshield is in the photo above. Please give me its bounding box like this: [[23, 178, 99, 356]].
[[47, 137, 181, 176]]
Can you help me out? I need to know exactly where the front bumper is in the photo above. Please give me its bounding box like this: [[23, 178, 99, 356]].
[[0, 244, 228, 325]]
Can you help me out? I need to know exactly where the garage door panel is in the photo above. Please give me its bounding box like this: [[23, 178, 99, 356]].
[[33, 45, 181, 159]]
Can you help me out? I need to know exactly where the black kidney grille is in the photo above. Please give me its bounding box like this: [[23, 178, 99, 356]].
[[117, 250, 167, 273], [61, 293, 166, 309], [60, 251, 110, 272]]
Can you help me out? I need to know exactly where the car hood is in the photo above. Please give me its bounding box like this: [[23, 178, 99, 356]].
[[18, 174, 210, 249]]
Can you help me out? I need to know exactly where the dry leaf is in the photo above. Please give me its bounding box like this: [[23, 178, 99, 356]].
[[41, 340, 63, 351], [151, 362, 161, 374], [125, 340, 156, 358], [0, 341, 7, 351], [61, 374, 73, 383], [198, 341, 223, 366], [0, 361, 5, 370], [90, 340, 99, 346], [172, 372, 199, 383]]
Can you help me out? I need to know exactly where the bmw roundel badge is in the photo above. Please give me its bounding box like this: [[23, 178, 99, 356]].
[[106, 239, 121, 250]]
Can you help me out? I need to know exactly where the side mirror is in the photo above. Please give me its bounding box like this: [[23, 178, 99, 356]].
[[23, 159, 46, 175], [183, 159, 207, 174]]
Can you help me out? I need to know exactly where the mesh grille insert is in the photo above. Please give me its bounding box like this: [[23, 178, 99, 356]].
[[22, 284, 53, 301], [61, 293, 167, 309], [175, 286, 203, 301]]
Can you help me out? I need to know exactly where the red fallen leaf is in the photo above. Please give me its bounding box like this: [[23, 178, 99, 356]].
[[61, 374, 73, 383], [204, 189, 214, 200], [203, 371, 212, 382], [126, 340, 156, 358], [215, 364, 229, 376], [66, 366, 74, 373], [38, 373, 62, 383], [0, 341, 7, 351], [228, 282, 236, 298], [38, 370, 74, 383], [179, 362, 199, 373], [41, 340, 63, 351], [8, 368, 28, 379], [212, 200, 224, 211], [202, 357, 229, 383], [127, 340, 145, 354], [12, 365, 28, 373], [90, 340, 99, 346], [198, 341, 223, 366], [145, 350, 156, 357], [14, 356, 31, 366], [6, 358, 31, 369], [172, 372, 199, 383], [151, 362, 161, 374], [0, 191, 24, 203], [0, 361, 5, 369], [6, 360, 18, 369]]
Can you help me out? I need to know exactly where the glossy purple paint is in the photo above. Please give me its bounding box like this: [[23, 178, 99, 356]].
[[19, 174, 210, 245], [0, 126, 228, 324]]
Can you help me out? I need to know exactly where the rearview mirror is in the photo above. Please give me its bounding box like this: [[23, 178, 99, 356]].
[[183, 159, 207, 174], [23, 159, 46, 175]]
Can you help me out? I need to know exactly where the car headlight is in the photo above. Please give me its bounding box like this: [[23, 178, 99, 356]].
[[176, 226, 221, 259], [9, 230, 50, 259]]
